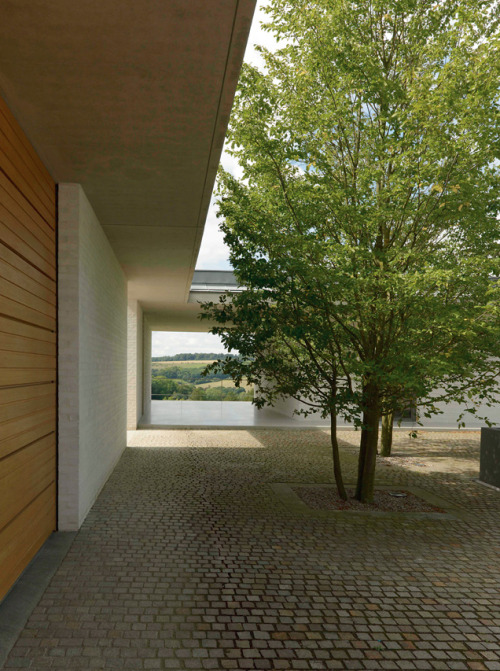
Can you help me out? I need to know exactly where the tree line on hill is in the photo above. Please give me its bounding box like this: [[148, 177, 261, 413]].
[[152, 353, 238, 362]]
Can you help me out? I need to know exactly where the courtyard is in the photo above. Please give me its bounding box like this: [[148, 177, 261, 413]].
[[1, 429, 499, 670]]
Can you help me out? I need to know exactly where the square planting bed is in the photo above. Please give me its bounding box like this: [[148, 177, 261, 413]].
[[271, 483, 462, 519]]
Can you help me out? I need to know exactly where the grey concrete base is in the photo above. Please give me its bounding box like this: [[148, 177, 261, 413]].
[[139, 400, 331, 429], [475, 478, 500, 493], [0, 532, 76, 668], [139, 401, 481, 431], [479, 427, 500, 488]]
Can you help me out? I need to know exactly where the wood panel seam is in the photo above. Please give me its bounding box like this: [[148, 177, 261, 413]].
[[0, 224, 56, 281], [0, 480, 55, 535], [0, 311, 56, 333], [0, 164, 53, 230]]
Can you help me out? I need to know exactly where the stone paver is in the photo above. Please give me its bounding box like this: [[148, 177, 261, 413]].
[[3, 429, 500, 670]]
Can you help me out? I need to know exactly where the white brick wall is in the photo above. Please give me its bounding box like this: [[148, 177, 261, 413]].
[[58, 184, 127, 530], [58, 186, 81, 531], [127, 299, 143, 429], [143, 320, 152, 421]]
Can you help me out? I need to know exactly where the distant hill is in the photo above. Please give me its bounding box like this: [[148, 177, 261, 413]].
[[152, 352, 238, 362], [151, 354, 253, 402]]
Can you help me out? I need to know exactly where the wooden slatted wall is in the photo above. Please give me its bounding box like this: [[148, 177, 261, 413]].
[[0, 95, 57, 602]]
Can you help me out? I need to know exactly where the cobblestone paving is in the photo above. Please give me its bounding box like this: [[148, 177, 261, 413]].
[[3, 429, 500, 670]]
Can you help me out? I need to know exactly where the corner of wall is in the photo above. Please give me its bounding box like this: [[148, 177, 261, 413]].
[[57, 184, 82, 531]]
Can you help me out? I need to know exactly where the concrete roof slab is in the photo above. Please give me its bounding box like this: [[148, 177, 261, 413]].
[[0, 0, 255, 313]]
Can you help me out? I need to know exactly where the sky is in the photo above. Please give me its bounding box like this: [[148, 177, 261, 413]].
[[152, 1, 276, 356], [194, 0, 276, 271], [152, 331, 228, 356]]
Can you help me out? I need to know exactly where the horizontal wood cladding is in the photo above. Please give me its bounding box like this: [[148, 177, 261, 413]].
[[0, 93, 56, 602], [0, 315, 55, 343], [0, 405, 56, 456], [0, 267, 56, 312], [0, 413, 55, 460], [0, 368, 56, 388], [0, 246, 56, 305], [0, 483, 56, 602], [0, 383, 55, 423], [0, 99, 54, 194], [0, 330, 56, 356], [0, 198, 56, 279], [0, 173, 56, 256], [0, 145, 54, 228], [0, 434, 55, 531], [0, 102, 55, 229], [0, 301, 54, 332], [0, 349, 55, 367]]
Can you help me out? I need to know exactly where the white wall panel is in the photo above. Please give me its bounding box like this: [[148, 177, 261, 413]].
[[58, 184, 127, 530], [127, 299, 143, 429]]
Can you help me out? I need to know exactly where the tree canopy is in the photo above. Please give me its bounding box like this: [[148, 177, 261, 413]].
[[201, 0, 500, 502]]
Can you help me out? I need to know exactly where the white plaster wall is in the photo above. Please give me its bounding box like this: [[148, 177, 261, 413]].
[[58, 184, 127, 530], [267, 388, 500, 429], [417, 392, 500, 429], [268, 395, 314, 418], [127, 299, 143, 429]]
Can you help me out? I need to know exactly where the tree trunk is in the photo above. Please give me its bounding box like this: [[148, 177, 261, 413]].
[[356, 417, 368, 498], [379, 411, 394, 457], [330, 411, 347, 500], [355, 384, 380, 503]]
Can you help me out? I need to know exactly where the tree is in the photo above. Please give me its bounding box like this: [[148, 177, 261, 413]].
[[189, 387, 207, 401], [201, 0, 500, 502], [151, 377, 179, 400]]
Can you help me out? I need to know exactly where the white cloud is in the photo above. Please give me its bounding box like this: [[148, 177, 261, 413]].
[[220, 147, 244, 179], [152, 331, 228, 357], [195, 0, 278, 271], [243, 0, 278, 70], [195, 196, 232, 270]]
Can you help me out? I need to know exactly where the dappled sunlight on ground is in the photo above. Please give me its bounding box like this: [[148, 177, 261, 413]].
[[128, 427, 482, 484], [336, 429, 481, 477], [127, 429, 265, 449], [379, 454, 479, 477], [375, 431, 480, 480]]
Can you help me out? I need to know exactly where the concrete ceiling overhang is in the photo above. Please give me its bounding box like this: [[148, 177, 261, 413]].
[[146, 269, 241, 331], [0, 0, 255, 314]]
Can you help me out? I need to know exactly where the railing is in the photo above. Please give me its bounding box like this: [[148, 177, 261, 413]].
[[151, 378, 253, 402]]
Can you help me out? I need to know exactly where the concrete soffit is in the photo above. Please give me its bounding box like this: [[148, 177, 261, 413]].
[[0, 0, 256, 320]]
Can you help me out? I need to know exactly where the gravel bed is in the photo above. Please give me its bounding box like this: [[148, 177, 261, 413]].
[[292, 485, 445, 513]]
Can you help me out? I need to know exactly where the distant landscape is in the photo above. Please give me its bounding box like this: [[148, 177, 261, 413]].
[[151, 354, 253, 402]]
